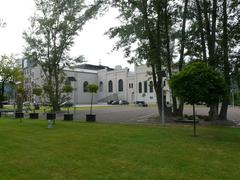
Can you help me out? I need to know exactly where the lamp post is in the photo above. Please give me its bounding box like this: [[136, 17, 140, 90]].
[[161, 70, 166, 125]]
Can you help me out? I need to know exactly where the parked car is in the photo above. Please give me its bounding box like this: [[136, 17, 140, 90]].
[[135, 101, 148, 107], [60, 101, 73, 107], [119, 100, 129, 105], [107, 100, 114, 105], [2, 100, 9, 105], [111, 100, 119, 105]]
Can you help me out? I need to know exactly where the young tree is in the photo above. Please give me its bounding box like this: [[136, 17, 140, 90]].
[[169, 62, 226, 136], [62, 84, 74, 113], [87, 84, 98, 115], [0, 55, 20, 108], [23, 0, 103, 112]]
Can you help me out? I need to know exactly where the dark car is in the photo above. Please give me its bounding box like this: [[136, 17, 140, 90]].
[[135, 101, 148, 107], [107, 100, 114, 105], [119, 100, 129, 105], [111, 100, 119, 105]]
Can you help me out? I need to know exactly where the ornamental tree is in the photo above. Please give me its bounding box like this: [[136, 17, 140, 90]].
[[169, 62, 226, 136], [87, 84, 98, 115]]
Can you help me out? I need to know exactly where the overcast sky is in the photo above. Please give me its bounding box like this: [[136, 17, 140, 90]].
[[0, 0, 134, 70]]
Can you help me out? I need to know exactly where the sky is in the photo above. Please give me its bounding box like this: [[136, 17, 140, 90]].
[[0, 0, 134, 70]]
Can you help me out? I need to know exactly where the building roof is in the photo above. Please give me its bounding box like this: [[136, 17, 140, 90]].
[[73, 64, 114, 71]]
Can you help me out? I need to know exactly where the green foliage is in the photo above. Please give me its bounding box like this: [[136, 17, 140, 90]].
[[32, 87, 42, 96], [63, 85, 74, 94], [169, 62, 226, 105], [87, 84, 98, 93], [23, 0, 103, 111]]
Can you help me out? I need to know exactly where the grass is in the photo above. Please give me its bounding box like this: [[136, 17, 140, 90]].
[[0, 105, 113, 113], [0, 119, 239, 179]]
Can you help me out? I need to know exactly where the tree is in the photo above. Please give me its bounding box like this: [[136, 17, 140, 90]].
[[23, 0, 103, 112], [169, 62, 226, 136], [32, 87, 43, 111], [13, 69, 25, 113], [62, 84, 74, 113], [0, 55, 20, 108], [107, 0, 177, 118], [87, 84, 98, 115]]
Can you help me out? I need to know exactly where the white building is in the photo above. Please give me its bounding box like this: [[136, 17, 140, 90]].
[[23, 62, 171, 105]]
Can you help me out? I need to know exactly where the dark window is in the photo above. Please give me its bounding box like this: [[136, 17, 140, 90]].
[[149, 81, 153, 93], [129, 83, 133, 89], [139, 82, 142, 93], [83, 81, 88, 92], [144, 81, 148, 93], [108, 80, 113, 93], [118, 79, 123, 92], [99, 81, 103, 92]]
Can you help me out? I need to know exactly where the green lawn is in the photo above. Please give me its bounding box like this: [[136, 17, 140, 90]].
[[0, 105, 113, 113], [0, 119, 239, 179]]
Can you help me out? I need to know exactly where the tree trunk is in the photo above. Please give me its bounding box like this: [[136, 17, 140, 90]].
[[209, 104, 219, 121], [90, 93, 93, 115], [195, 0, 207, 62], [219, 0, 230, 120], [193, 104, 197, 137], [175, 100, 184, 117], [175, 0, 189, 116], [0, 81, 4, 108]]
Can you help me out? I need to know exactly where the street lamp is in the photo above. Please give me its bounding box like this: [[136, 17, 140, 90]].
[[161, 70, 166, 125]]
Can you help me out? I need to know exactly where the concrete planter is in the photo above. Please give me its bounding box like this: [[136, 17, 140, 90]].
[[64, 114, 73, 121], [29, 113, 39, 119], [86, 114, 96, 122], [46, 113, 56, 120], [15, 112, 24, 119]]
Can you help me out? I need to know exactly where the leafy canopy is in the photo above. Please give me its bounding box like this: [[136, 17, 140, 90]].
[[169, 62, 226, 105], [87, 84, 98, 93]]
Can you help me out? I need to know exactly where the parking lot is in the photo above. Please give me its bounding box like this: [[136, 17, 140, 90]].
[[72, 105, 240, 125]]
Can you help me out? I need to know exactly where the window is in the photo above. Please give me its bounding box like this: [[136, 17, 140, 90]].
[[83, 81, 88, 92], [108, 80, 113, 92], [99, 81, 103, 92], [118, 79, 123, 92], [144, 81, 148, 93], [138, 82, 142, 93], [149, 81, 153, 93], [129, 83, 133, 89]]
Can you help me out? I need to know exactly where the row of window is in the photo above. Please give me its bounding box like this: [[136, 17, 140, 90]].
[[76, 80, 155, 93], [101, 80, 154, 93], [139, 81, 154, 93]]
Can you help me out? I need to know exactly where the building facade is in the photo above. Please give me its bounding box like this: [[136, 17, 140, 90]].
[[23, 62, 171, 105]]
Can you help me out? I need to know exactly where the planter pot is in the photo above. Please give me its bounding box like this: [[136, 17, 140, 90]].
[[29, 113, 39, 119], [46, 113, 56, 120], [86, 114, 96, 122], [64, 114, 73, 121], [15, 112, 24, 119]]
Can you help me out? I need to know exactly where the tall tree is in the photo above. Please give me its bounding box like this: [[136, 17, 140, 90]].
[[107, 0, 177, 118], [23, 0, 103, 111], [219, 0, 231, 120]]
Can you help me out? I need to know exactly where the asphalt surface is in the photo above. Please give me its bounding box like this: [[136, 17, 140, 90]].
[[64, 105, 239, 125], [6, 105, 240, 126]]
